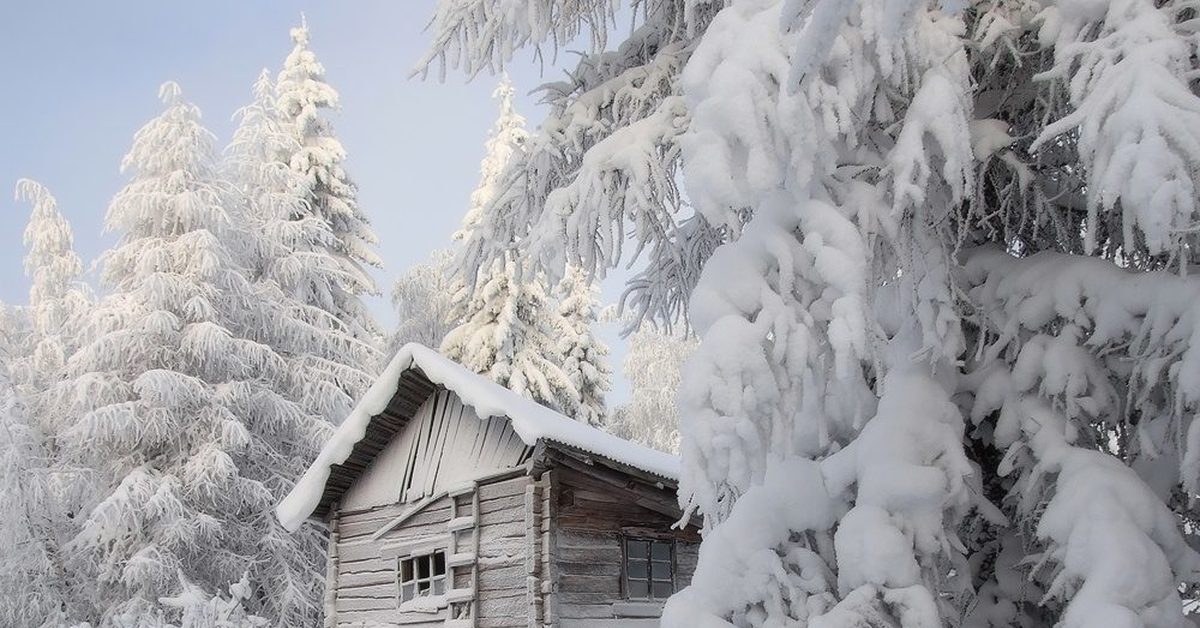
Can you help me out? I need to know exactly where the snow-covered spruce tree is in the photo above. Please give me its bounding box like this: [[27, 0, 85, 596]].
[[64, 82, 329, 626], [226, 69, 378, 423], [441, 74, 575, 411], [608, 322, 696, 454], [441, 253, 576, 411], [387, 248, 460, 358], [0, 180, 97, 627], [421, 0, 1200, 626], [553, 266, 610, 426], [453, 74, 528, 242], [13, 179, 92, 398], [275, 16, 384, 360]]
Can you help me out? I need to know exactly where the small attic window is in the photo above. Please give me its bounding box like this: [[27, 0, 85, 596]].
[[398, 550, 446, 603], [623, 538, 674, 600]]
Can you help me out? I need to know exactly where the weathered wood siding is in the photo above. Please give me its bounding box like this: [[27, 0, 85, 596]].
[[332, 494, 455, 627], [551, 467, 700, 627], [474, 474, 533, 628], [342, 389, 531, 512]]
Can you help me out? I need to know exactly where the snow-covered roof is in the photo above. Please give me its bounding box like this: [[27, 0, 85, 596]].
[[277, 343, 680, 531]]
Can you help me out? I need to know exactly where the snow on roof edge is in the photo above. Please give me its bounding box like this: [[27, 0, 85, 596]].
[[276, 343, 680, 532]]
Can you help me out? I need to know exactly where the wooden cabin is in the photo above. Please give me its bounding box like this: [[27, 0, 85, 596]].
[[277, 344, 700, 628]]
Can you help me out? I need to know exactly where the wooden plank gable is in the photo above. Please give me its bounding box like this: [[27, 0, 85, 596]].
[[341, 388, 534, 512]]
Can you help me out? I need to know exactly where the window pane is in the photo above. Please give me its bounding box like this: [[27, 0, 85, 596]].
[[628, 580, 649, 599], [400, 583, 414, 601], [627, 559, 647, 579], [433, 577, 445, 595], [418, 580, 430, 595], [401, 559, 413, 582], [652, 561, 672, 581], [626, 539, 648, 560], [652, 542, 671, 561], [418, 556, 430, 579], [433, 551, 446, 576], [652, 581, 673, 598]]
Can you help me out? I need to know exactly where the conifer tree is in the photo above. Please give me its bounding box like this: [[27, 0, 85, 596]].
[[226, 69, 378, 422], [0, 181, 95, 626], [64, 83, 327, 626], [13, 179, 92, 398], [553, 266, 610, 426], [454, 74, 527, 242], [442, 254, 575, 410], [422, 0, 1200, 625], [275, 16, 383, 356], [441, 75, 573, 411]]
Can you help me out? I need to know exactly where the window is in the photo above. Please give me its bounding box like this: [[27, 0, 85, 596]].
[[398, 550, 447, 603], [623, 538, 673, 600]]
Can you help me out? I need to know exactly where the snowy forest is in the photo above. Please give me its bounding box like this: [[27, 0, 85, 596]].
[[4, 0, 1200, 625]]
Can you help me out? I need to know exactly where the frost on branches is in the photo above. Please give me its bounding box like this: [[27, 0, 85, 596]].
[[421, 0, 1200, 625], [387, 249, 460, 358], [62, 83, 328, 626], [609, 321, 696, 454], [275, 16, 383, 357], [0, 368, 76, 627]]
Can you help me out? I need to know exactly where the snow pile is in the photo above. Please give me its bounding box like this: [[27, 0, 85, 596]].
[[277, 343, 680, 531]]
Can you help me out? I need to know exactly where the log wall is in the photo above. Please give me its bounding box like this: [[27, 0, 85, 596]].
[[550, 467, 700, 628]]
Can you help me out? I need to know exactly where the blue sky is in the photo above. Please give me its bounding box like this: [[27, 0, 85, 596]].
[[0, 2, 631, 399]]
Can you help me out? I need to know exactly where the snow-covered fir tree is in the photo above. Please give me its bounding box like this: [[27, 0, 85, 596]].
[[226, 69, 378, 423], [442, 254, 575, 411], [441, 75, 574, 411], [421, 1, 1200, 626], [387, 249, 460, 358], [608, 322, 695, 454], [454, 74, 527, 242], [63, 83, 329, 626], [0, 180, 96, 627], [275, 16, 383, 360], [13, 179, 92, 398], [553, 266, 610, 426]]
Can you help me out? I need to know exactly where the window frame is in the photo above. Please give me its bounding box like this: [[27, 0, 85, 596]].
[[396, 549, 448, 605], [621, 536, 676, 601]]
